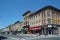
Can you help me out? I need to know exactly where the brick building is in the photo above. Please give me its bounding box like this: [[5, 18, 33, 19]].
[[8, 21, 23, 34]]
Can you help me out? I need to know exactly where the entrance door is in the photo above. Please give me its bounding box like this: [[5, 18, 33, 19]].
[[48, 30, 51, 34], [30, 30, 33, 34]]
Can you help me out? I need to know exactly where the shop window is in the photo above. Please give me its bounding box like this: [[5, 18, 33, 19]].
[[34, 30, 40, 33]]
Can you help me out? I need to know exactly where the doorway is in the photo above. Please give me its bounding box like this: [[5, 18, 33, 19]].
[[48, 30, 51, 34]]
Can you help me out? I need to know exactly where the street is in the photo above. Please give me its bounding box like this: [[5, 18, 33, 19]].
[[0, 36, 7, 40], [0, 34, 60, 40]]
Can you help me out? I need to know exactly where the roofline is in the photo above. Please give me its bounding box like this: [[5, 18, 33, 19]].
[[23, 10, 31, 16], [29, 6, 60, 17]]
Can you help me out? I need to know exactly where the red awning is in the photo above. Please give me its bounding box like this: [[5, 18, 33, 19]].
[[29, 26, 41, 30]]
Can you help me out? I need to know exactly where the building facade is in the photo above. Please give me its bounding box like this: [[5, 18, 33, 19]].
[[1, 27, 9, 34], [23, 11, 32, 34], [8, 21, 23, 34], [23, 6, 60, 35]]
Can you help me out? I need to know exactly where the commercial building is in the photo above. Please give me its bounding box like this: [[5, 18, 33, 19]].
[[0, 21, 23, 35], [23, 11, 32, 34], [23, 6, 60, 35], [8, 21, 23, 34], [0, 27, 9, 34]]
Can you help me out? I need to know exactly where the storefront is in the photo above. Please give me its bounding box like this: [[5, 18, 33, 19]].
[[29, 26, 42, 34], [41, 24, 58, 35], [29, 24, 59, 35], [23, 25, 30, 34], [57, 25, 60, 35]]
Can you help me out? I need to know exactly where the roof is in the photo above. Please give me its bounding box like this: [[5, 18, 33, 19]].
[[12, 21, 23, 25], [29, 6, 60, 17], [23, 10, 31, 16]]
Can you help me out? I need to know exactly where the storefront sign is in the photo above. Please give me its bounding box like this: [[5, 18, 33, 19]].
[[48, 25, 52, 27], [29, 26, 41, 30], [53, 25, 57, 27]]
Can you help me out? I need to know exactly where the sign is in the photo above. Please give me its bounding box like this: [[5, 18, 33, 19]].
[[53, 25, 56, 27], [48, 25, 52, 27], [29, 26, 41, 30]]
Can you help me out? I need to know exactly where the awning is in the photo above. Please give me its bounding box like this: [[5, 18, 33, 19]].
[[29, 26, 41, 30]]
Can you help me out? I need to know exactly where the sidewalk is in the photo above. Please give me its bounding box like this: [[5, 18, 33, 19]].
[[16, 34, 60, 38], [17, 34, 37, 36]]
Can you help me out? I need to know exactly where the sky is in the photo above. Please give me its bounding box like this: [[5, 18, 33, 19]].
[[0, 0, 60, 29]]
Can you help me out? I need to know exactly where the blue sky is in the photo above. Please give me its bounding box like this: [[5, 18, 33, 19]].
[[0, 0, 60, 29]]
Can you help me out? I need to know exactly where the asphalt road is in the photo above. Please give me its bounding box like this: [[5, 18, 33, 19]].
[[0, 36, 7, 40], [0, 34, 60, 40]]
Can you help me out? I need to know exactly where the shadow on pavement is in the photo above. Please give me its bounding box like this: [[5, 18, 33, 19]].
[[0, 36, 7, 40]]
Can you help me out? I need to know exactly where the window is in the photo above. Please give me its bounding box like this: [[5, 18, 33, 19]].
[[41, 12, 46, 18], [34, 16, 35, 18], [41, 13, 44, 19], [36, 21, 38, 23], [36, 15, 37, 17], [30, 18, 32, 20], [42, 20, 44, 24], [39, 14, 40, 16], [47, 18, 51, 24], [34, 22, 35, 24], [44, 12, 46, 18], [52, 11, 55, 18], [52, 19, 54, 24], [32, 23, 33, 24], [39, 20, 40, 22], [47, 10, 50, 17], [44, 19, 46, 24], [42, 19, 46, 25]]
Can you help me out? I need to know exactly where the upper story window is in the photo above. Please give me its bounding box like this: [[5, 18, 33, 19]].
[[30, 17, 32, 20], [36, 21, 38, 23], [47, 18, 51, 24], [47, 10, 51, 17], [44, 19, 46, 23], [42, 19, 46, 25], [42, 20, 44, 25], [52, 11, 55, 18], [39, 20, 40, 22], [39, 14, 40, 17], [41, 12, 46, 19], [43, 12, 46, 18], [36, 15, 37, 18], [34, 16, 35, 18], [41, 13, 44, 19], [34, 22, 35, 24]]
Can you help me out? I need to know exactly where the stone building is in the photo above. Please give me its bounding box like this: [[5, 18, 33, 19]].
[[23, 6, 60, 35], [23, 11, 32, 34]]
